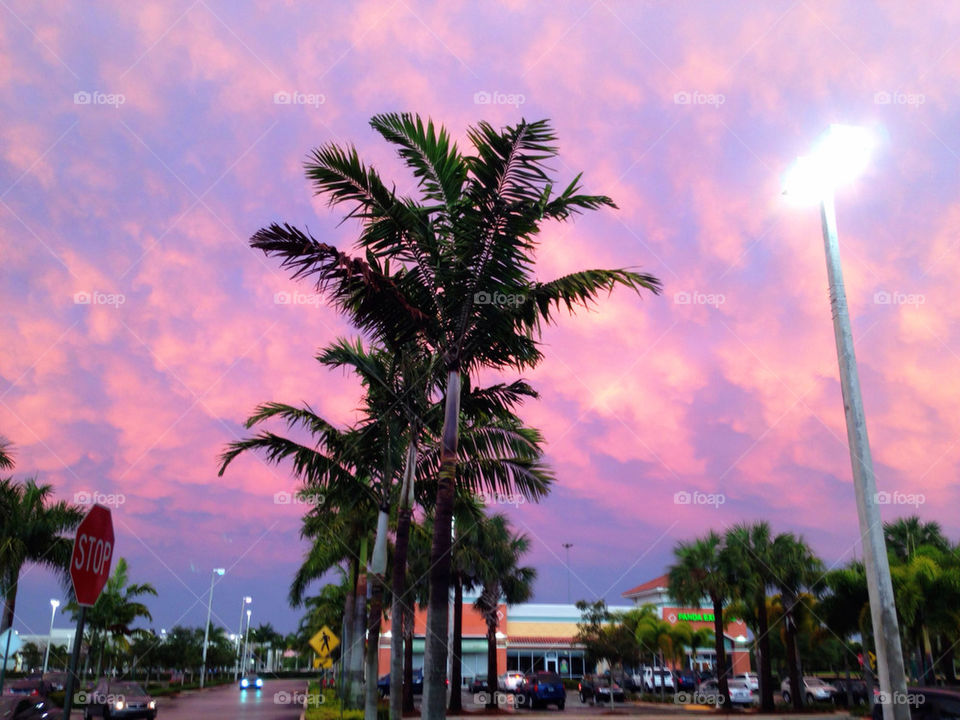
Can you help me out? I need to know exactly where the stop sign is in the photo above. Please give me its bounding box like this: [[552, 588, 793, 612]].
[[70, 504, 114, 606]]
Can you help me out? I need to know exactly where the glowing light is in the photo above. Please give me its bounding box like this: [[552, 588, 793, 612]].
[[782, 124, 878, 203]]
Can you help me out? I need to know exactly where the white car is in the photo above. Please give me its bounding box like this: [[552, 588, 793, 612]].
[[781, 676, 837, 704], [734, 672, 759, 692], [700, 679, 754, 707], [498, 672, 525, 692], [641, 667, 674, 691]]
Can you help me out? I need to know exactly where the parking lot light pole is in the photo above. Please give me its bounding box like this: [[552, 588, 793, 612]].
[[43, 599, 60, 673], [234, 596, 251, 681], [783, 124, 909, 720], [242, 608, 252, 673], [200, 568, 225, 688]]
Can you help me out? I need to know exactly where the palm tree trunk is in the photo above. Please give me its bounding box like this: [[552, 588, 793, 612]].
[[1, 583, 16, 634], [783, 593, 803, 710], [342, 560, 358, 706], [422, 369, 461, 720], [365, 587, 384, 720], [756, 591, 775, 712], [390, 440, 417, 720], [403, 604, 415, 714], [485, 616, 497, 709], [942, 637, 956, 684], [448, 579, 463, 713], [712, 596, 731, 710]]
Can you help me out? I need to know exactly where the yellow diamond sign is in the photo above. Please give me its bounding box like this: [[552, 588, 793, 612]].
[[310, 626, 339, 657]]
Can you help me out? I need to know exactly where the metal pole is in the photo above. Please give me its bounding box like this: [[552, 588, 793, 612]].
[[44, 600, 59, 674], [242, 609, 252, 675], [234, 597, 247, 681], [62, 606, 87, 720], [820, 191, 909, 720], [562, 543, 573, 603], [200, 570, 217, 688]]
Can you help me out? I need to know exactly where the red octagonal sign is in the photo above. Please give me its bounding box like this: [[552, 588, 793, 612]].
[[70, 504, 115, 606]]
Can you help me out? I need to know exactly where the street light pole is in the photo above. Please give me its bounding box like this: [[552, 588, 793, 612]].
[[234, 596, 251, 681], [200, 568, 225, 689], [242, 608, 252, 675], [562, 543, 573, 603], [43, 599, 60, 673], [819, 190, 908, 720]]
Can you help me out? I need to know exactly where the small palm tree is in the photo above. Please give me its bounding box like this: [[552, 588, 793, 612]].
[[668, 531, 733, 709], [635, 614, 674, 700], [474, 514, 535, 709], [0, 477, 83, 633], [250, 113, 662, 719]]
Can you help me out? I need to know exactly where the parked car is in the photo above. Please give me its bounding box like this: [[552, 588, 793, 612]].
[[377, 668, 424, 698], [0, 696, 54, 719], [3, 675, 49, 698], [734, 672, 759, 693], [239, 674, 263, 690], [871, 686, 960, 720], [83, 680, 157, 719], [824, 676, 868, 706], [699, 678, 755, 707], [498, 672, 526, 693], [675, 669, 698, 692], [781, 676, 837, 704], [468, 676, 489, 694], [578, 674, 625, 704], [516, 672, 566, 710], [642, 667, 675, 692]]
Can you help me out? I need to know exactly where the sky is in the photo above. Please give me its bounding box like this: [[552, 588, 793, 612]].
[[2, 1, 959, 637]]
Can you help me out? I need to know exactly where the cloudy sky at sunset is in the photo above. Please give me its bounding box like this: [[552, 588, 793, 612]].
[[3, 1, 959, 636]]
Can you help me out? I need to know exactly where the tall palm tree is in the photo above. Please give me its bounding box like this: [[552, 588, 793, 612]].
[[0, 438, 13, 471], [885, 517, 949, 562], [0, 477, 83, 633], [769, 532, 823, 709], [249, 113, 662, 720], [724, 522, 776, 711], [473, 514, 535, 710], [668, 531, 733, 709]]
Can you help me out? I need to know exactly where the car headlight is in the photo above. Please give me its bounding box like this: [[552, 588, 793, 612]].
[[256, 679, 263, 687], [241, 679, 249, 688], [148, 700, 156, 709], [114, 700, 125, 710]]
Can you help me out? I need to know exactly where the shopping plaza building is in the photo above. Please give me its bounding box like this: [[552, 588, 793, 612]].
[[378, 574, 751, 680]]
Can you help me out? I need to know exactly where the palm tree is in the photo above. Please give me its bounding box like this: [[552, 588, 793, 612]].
[[473, 514, 535, 709], [67, 557, 157, 677], [769, 532, 823, 709], [885, 517, 949, 562], [635, 614, 674, 701], [820, 561, 870, 705], [0, 438, 13, 471], [0, 477, 83, 633], [668, 531, 733, 710], [724, 522, 776, 711], [249, 113, 662, 720]]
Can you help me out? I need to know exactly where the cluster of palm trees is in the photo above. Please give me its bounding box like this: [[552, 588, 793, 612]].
[[666, 518, 960, 712], [217, 113, 661, 720]]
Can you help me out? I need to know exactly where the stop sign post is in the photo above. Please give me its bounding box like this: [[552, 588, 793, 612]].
[[62, 504, 114, 720]]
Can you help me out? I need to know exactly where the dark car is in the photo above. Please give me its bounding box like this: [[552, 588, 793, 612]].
[[871, 686, 960, 720], [825, 676, 868, 706], [377, 669, 424, 698], [239, 674, 263, 691], [675, 669, 698, 692], [469, 676, 489, 694], [0, 696, 55, 719], [3, 675, 49, 698], [578, 674, 625, 704], [83, 680, 157, 719], [517, 672, 565, 710]]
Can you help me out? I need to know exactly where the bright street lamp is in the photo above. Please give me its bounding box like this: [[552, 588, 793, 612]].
[[199, 568, 225, 688], [233, 596, 252, 681], [42, 599, 60, 673], [783, 124, 908, 720], [242, 608, 252, 674]]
